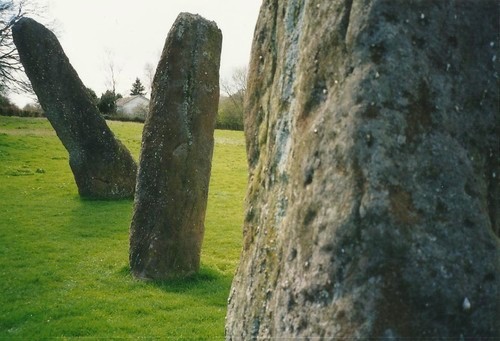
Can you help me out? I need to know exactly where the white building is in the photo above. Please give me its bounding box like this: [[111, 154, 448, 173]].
[[116, 95, 149, 121]]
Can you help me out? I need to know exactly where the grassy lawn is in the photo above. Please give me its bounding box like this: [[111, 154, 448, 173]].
[[0, 116, 247, 338]]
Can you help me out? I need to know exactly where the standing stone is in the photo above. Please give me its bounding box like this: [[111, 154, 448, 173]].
[[13, 18, 137, 199], [226, 0, 498, 339], [129, 13, 222, 280]]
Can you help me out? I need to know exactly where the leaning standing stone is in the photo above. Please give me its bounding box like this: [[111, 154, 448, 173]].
[[129, 13, 222, 280], [12, 18, 137, 199]]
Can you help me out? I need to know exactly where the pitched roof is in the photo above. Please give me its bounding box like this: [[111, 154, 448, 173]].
[[116, 95, 149, 107]]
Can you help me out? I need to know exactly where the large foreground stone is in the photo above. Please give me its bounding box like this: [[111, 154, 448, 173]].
[[226, 0, 499, 339], [129, 13, 222, 280], [13, 18, 137, 199]]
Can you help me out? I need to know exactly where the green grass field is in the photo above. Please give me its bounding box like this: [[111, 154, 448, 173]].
[[0, 116, 247, 338]]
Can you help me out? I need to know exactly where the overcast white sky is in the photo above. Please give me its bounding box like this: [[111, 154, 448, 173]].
[[11, 0, 262, 106]]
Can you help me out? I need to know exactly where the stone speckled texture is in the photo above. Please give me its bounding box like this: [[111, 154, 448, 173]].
[[129, 13, 222, 280], [226, 0, 499, 339], [13, 18, 137, 199]]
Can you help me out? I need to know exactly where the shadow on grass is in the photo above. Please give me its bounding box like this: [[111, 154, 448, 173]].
[[67, 197, 134, 238], [69, 197, 233, 305], [118, 264, 231, 294]]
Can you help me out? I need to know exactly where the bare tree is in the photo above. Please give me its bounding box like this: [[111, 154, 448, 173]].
[[103, 49, 121, 95], [221, 66, 247, 114], [0, 0, 52, 96], [143, 50, 161, 96], [217, 66, 248, 130], [143, 62, 155, 95], [0, 0, 28, 93]]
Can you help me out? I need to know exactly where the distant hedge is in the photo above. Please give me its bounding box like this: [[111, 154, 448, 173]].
[[0, 107, 44, 118], [0, 96, 44, 118], [216, 96, 244, 131], [103, 113, 145, 123]]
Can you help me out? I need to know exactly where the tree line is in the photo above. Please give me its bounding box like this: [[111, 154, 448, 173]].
[[2, 73, 247, 130], [0, 1, 246, 130]]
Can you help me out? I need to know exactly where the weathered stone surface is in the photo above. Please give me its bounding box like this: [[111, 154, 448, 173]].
[[129, 13, 222, 280], [12, 18, 137, 199], [226, 0, 499, 339]]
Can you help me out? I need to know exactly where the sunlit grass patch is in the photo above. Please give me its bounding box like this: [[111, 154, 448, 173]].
[[0, 116, 246, 338]]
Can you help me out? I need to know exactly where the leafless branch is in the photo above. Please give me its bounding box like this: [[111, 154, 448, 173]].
[[103, 49, 122, 95], [0, 0, 51, 96], [221, 66, 248, 114]]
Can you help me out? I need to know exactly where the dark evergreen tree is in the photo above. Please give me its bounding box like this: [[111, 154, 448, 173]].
[[130, 77, 146, 96], [98, 90, 117, 115]]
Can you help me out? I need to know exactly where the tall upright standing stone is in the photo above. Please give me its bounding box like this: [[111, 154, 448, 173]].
[[12, 18, 137, 199], [129, 13, 222, 280], [226, 0, 499, 339]]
